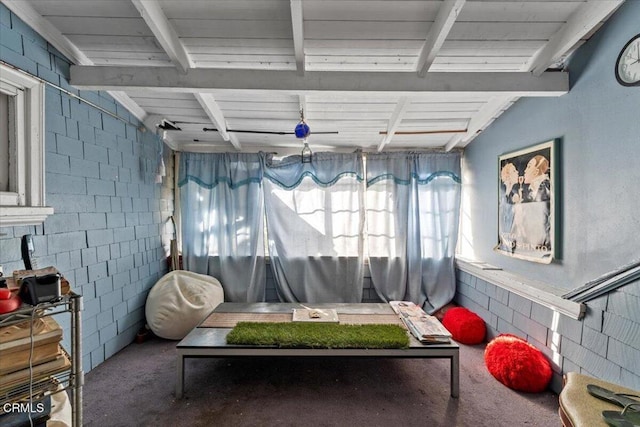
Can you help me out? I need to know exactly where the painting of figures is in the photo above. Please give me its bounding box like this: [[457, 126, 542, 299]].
[[495, 140, 556, 263]]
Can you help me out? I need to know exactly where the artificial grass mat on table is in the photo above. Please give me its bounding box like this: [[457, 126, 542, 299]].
[[226, 322, 409, 349]]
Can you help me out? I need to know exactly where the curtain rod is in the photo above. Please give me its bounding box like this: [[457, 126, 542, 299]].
[[1, 60, 132, 125], [174, 147, 464, 155]]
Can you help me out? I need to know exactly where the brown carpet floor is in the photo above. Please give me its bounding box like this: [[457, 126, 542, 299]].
[[82, 336, 560, 427]]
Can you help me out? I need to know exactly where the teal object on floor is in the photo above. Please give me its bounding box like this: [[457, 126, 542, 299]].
[[588, 384, 640, 408], [602, 403, 640, 427]]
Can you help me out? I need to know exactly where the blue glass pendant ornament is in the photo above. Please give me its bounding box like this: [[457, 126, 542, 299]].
[[296, 109, 312, 163], [295, 121, 310, 139]]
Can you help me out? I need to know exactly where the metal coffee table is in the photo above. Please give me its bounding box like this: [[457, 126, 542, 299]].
[[176, 302, 459, 398]]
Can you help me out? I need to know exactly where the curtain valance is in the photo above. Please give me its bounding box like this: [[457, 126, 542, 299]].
[[178, 152, 263, 189], [262, 152, 364, 189], [366, 152, 461, 186]]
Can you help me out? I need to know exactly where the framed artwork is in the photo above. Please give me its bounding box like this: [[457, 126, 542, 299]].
[[494, 139, 557, 264]]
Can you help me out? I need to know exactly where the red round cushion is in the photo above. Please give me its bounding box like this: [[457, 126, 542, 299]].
[[484, 334, 552, 393], [0, 294, 21, 314], [0, 288, 12, 300], [442, 307, 486, 344]]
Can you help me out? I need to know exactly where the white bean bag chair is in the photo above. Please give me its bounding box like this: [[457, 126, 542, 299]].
[[145, 270, 224, 340]]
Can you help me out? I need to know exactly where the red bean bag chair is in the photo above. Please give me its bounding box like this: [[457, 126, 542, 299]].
[[484, 334, 552, 393], [442, 307, 486, 344]]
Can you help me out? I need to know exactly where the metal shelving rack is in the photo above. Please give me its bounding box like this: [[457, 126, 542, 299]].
[[0, 293, 83, 426]]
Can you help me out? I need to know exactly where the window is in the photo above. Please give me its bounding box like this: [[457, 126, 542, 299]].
[[0, 63, 53, 227]]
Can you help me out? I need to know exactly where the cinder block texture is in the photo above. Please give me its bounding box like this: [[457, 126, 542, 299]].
[[455, 272, 640, 393], [0, 4, 173, 373]]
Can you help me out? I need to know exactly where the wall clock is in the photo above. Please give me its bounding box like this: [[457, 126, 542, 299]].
[[615, 34, 640, 86]]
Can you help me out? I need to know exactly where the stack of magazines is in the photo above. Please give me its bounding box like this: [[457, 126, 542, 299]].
[[389, 301, 452, 344], [0, 316, 70, 402]]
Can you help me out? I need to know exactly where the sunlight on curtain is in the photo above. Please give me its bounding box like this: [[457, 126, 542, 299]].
[[366, 152, 461, 313], [178, 152, 266, 302], [262, 152, 365, 303]]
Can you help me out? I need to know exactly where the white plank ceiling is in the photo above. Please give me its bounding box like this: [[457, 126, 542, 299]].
[[3, 0, 623, 154]]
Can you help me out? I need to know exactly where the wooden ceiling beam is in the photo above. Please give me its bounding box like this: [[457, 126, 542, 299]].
[[444, 96, 516, 151], [70, 67, 569, 96], [2, 0, 90, 65], [194, 93, 242, 151], [2, 0, 147, 122], [130, 0, 193, 73], [377, 97, 410, 152], [528, 1, 623, 75], [416, 0, 466, 77], [290, 0, 305, 75]]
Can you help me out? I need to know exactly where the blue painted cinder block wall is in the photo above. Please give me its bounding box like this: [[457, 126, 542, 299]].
[[458, 0, 640, 392], [0, 4, 174, 372]]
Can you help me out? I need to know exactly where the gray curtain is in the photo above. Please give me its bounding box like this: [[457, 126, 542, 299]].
[[262, 152, 365, 303], [178, 152, 266, 302], [366, 152, 461, 313]]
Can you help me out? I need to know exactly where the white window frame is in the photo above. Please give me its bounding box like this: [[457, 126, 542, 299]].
[[0, 63, 53, 227]]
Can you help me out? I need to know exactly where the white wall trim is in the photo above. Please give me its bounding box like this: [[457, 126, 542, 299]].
[[0, 63, 52, 227], [456, 258, 585, 320], [0, 206, 54, 227]]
